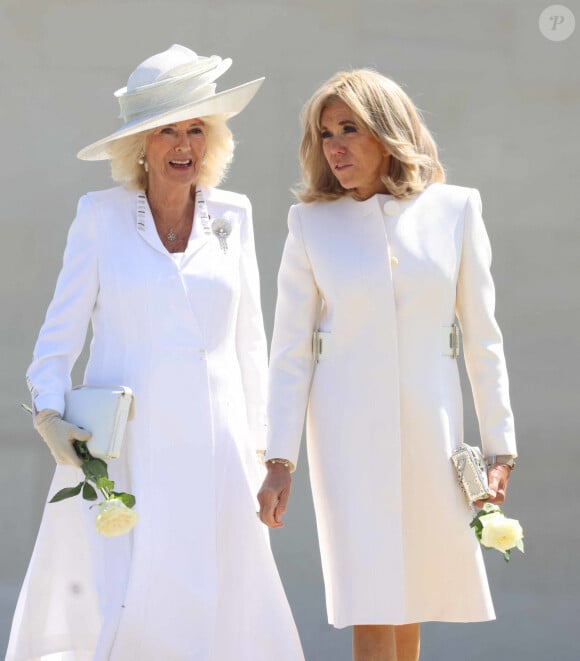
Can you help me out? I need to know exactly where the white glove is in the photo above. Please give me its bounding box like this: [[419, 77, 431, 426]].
[[34, 409, 92, 466]]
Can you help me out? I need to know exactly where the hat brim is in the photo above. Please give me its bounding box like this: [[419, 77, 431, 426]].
[[77, 77, 264, 161]]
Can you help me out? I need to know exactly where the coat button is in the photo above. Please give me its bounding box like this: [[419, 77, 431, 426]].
[[390, 256, 399, 268], [383, 200, 400, 216]]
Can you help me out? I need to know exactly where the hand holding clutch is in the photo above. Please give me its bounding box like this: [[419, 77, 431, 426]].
[[474, 464, 511, 508], [34, 409, 92, 467]]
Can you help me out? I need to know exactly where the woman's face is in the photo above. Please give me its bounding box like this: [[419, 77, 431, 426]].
[[145, 118, 207, 192], [320, 99, 390, 200]]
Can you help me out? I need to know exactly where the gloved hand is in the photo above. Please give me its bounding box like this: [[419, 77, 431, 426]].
[[34, 409, 91, 467]]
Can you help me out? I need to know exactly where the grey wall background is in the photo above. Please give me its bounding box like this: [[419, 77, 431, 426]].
[[1, 1, 578, 659]]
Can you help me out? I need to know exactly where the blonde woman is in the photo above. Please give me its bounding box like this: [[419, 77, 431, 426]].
[[8, 45, 303, 661], [259, 69, 516, 660]]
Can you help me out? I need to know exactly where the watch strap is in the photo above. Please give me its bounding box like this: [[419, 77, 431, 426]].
[[487, 454, 516, 469]]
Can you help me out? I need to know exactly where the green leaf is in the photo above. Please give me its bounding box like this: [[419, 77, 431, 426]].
[[82, 481, 98, 501], [113, 492, 136, 509], [49, 481, 84, 503], [82, 458, 109, 481], [503, 550, 511, 562]]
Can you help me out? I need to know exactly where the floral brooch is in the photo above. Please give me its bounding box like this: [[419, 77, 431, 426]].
[[211, 218, 232, 253]]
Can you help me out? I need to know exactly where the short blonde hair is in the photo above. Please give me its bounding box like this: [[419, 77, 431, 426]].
[[296, 69, 445, 202], [107, 114, 234, 191]]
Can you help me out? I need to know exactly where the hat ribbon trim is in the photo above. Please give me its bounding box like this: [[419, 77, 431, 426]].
[[119, 82, 217, 123]]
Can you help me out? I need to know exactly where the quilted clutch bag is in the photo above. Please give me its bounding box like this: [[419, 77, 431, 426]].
[[451, 443, 489, 503], [64, 385, 134, 461]]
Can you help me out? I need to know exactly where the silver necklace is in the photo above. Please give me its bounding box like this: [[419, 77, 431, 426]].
[[154, 189, 201, 244], [165, 188, 213, 244], [166, 188, 212, 243], [138, 188, 216, 248]]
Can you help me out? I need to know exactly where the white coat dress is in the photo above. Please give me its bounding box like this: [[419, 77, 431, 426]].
[[265, 183, 517, 628], [8, 186, 304, 661]]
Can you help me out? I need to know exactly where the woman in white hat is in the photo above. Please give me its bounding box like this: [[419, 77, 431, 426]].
[[8, 45, 303, 661], [258, 69, 517, 660]]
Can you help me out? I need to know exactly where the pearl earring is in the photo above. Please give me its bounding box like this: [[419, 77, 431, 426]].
[[138, 152, 149, 172]]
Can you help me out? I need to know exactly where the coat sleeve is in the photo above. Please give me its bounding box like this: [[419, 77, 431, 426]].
[[26, 195, 99, 415], [235, 197, 269, 452], [455, 189, 517, 457], [265, 205, 320, 468]]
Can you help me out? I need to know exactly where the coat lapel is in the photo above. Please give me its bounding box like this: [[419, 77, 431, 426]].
[[135, 192, 167, 257], [183, 188, 211, 261]]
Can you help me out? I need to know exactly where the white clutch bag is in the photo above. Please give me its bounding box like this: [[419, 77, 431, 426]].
[[451, 443, 489, 503], [64, 385, 134, 461]]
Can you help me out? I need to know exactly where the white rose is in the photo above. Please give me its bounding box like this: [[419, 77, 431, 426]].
[[95, 499, 138, 538], [480, 512, 524, 552]]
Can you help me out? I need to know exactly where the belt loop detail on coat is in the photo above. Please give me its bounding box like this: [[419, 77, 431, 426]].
[[313, 331, 332, 363], [441, 324, 461, 358]]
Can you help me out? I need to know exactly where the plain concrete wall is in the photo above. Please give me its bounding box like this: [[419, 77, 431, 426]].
[[1, 1, 578, 659]]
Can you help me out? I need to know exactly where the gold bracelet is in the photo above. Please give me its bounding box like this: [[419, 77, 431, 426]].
[[265, 457, 295, 472]]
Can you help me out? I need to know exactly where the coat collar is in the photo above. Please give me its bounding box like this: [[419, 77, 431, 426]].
[[340, 193, 406, 220]]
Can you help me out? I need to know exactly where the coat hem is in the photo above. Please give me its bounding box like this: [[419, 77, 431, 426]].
[[329, 613, 496, 629]]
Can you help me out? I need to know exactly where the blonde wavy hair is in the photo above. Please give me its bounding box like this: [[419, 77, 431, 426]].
[[107, 114, 234, 191], [296, 69, 445, 202]]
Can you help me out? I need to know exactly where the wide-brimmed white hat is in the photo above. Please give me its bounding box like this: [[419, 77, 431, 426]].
[[77, 44, 264, 161]]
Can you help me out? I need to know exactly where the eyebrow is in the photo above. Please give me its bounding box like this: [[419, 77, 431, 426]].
[[320, 119, 357, 130], [162, 120, 205, 128]]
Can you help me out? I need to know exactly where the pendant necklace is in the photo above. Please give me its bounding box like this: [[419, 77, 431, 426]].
[[165, 191, 195, 243]]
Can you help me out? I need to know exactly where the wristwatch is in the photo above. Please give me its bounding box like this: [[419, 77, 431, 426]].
[[487, 454, 516, 470]]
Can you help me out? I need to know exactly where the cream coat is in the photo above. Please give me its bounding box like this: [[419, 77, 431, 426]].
[[266, 183, 516, 628], [8, 186, 303, 660]]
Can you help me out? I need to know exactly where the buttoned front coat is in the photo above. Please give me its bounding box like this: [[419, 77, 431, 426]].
[[8, 186, 303, 661], [266, 183, 516, 627]]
